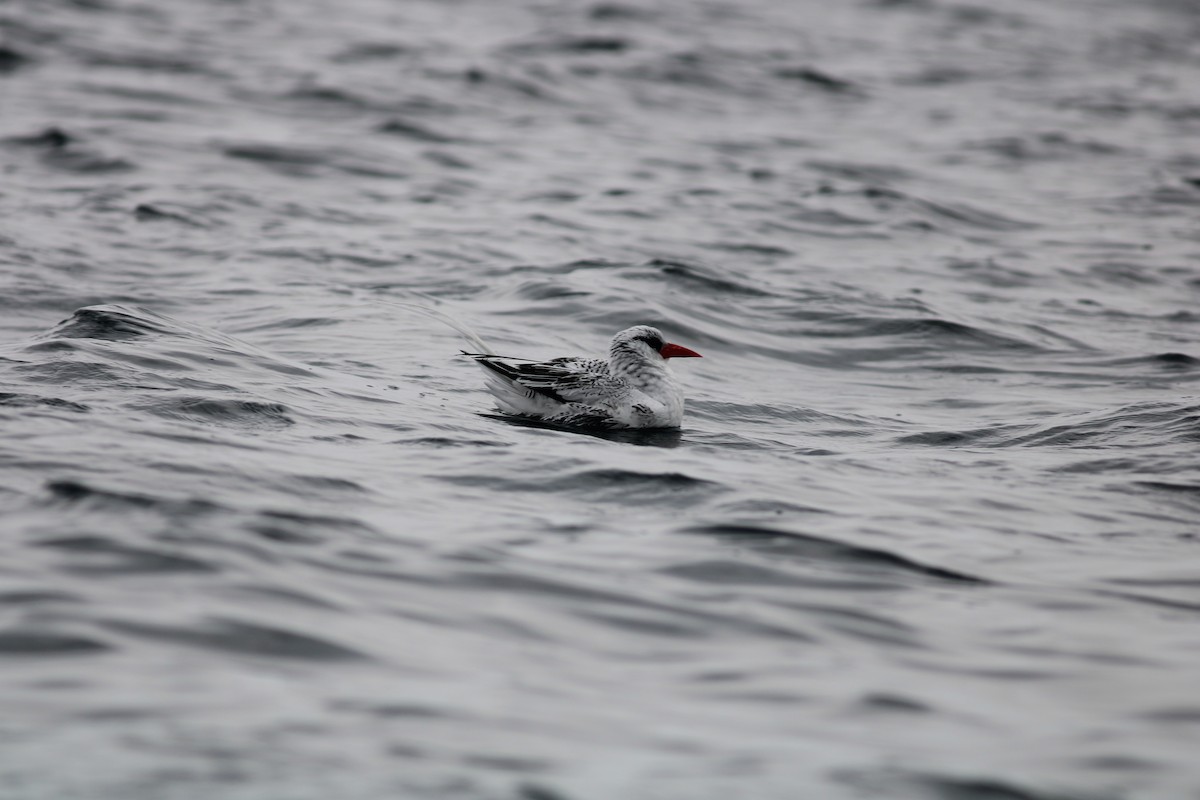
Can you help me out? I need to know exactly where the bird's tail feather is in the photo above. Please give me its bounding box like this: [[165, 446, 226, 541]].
[[370, 299, 496, 355]]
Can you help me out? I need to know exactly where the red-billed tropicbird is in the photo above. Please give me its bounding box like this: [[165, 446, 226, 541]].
[[466, 325, 702, 429]]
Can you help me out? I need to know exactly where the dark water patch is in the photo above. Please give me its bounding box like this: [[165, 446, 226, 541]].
[[912, 196, 1035, 232], [910, 774, 1095, 800], [289, 474, 367, 494], [457, 66, 565, 102], [1059, 89, 1200, 122], [519, 783, 573, 800], [37, 305, 321, 380], [441, 466, 714, 503], [898, 425, 1028, 446], [573, 608, 710, 638], [621, 51, 733, 91], [462, 754, 552, 773], [140, 395, 294, 428], [1094, 590, 1200, 614], [401, 435, 512, 448], [1076, 754, 1161, 772], [895, 65, 977, 85], [439, 569, 815, 643], [1085, 261, 1159, 286], [0, 392, 89, 412], [10, 357, 133, 387], [37, 535, 220, 576], [998, 403, 1200, 448], [0, 629, 111, 657], [246, 509, 380, 546], [589, 2, 656, 20], [692, 400, 876, 429], [783, 205, 876, 227], [773, 66, 862, 94], [79, 81, 208, 107], [252, 247, 404, 269], [378, 117, 466, 143], [578, 472, 712, 493], [1139, 706, 1200, 724], [968, 132, 1124, 162], [505, 36, 633, 55], [715, 497, 831, 516], [807, 315, 1039, 352], [1100, 352, 1199, 370], [856, 693, 932, 713], [946, 257, 1040, 289], [331, 41, 414, 63], [76, 47, 210, 75], [642, 258, 772, 297], [815, 185, 1034, 231], [0, 45, 31, 73], [447, 569, 671, 611], [219, 584, 344, 611], [4, 126, 74, 149], [44, 479, 220, 516], [508, 257, 628, 275], [699, 241, 794, 258], [659, 559, 809, 587], [421, 150, 471, 175], [283, 82, 376, 111], [523, 189, 582, 203], [0, 589, 83, 605], [899, 658, 1064, 681], [791, 603, 924, 649], [223, 143, 328, 166], [684, 525, 987, 584], [806, 160, 912, 183], [230, 315, 344, 332], [508, 279, 592, 302], [247, 521, 327, 546], [133, 203, 209, 227], [222, 142, 405, 178], [1104, 575, 1200, 589], [3, 126, 133, 173], [102, 617, 366, 661], [73, 707, 161, 723], [49, 305, 177, 341], [1133, 481, 1200, 497], [331, 699, 453, 719], [998, 424, 1107, 448]]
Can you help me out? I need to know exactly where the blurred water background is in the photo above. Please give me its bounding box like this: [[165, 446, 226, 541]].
[[2, 0, 1200, 797]]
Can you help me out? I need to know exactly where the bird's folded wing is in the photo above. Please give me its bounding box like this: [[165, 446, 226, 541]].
[[475, 358, 627, 406]]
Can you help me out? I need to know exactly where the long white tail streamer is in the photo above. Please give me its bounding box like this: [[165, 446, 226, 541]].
[[341, 294, 497, 356]]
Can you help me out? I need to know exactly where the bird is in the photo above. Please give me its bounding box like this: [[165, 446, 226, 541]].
[[465, 325, 702, 429]]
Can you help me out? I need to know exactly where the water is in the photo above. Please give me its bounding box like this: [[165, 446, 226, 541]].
[[2, 0, 1200, 797]]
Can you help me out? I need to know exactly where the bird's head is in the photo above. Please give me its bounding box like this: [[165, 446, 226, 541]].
[[612, 326, 703, 360]]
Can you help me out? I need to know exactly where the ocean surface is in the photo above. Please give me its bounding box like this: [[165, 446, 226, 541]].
[[2, 0, 1200, 797]]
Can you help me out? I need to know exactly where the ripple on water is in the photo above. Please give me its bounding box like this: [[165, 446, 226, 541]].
[[0, 629, 112, 657], [3, 0, 1199, 794], [682, 524, 988, 585], [100, 617, 367, 662]]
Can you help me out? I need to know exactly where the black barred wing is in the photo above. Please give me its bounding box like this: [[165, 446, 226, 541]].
[[472, 356, 627, 406]]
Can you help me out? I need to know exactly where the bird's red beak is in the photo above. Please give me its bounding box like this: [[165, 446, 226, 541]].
[[659, 342, 702, 359]]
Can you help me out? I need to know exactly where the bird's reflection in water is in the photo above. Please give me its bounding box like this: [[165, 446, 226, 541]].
[[482, 414, 684, 449]]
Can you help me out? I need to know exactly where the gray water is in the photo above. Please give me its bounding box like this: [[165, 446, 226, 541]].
[[2, 0, 1200, 798]]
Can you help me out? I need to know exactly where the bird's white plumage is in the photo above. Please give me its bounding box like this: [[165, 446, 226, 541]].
[[467, 326, 699, 429]]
